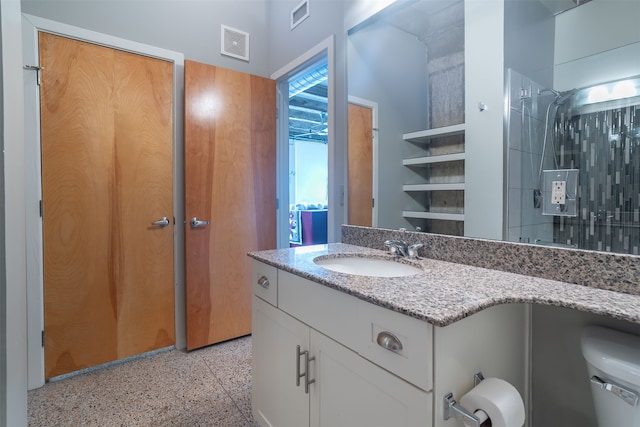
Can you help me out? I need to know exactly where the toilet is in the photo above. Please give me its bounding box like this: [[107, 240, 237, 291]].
[[581, 326, 640, 427]]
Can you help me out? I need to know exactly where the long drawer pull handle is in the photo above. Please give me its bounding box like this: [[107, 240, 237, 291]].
[[296, 345, 304, 387], [296, 345, 315, 394], [305, 351, 315, 394], [377, 331, 403, 352], [257, 276, 270, 289], [590, 376, 639, 407]]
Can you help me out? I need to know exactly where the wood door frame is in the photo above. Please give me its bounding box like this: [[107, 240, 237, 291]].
[[271, 36, 336, 248], [348, 96, 379, 227], [22, 14, 185, 389]]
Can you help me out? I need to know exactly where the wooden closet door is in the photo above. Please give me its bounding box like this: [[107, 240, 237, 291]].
[[184, 60, 276, 350], [348, 103, 374, 226], [40, 33, 175, 379]]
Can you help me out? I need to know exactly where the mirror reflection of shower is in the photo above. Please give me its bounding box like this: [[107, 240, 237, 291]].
[[507, 70, 640, 255], [533, 87, 577, 210]]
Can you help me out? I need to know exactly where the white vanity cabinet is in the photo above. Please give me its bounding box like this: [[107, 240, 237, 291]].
[[251, 259, 526, 427], [251, 260, 433, 427], [252, 296, 310, 427]]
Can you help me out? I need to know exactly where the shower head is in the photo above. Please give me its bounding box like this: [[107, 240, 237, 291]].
[[555, 89, 578, 105], [538, 88, 577, 105], [538, 88, 561, 97]]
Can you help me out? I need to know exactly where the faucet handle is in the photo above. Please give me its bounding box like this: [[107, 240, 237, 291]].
[[384, 240, 399, 257], [384, 239, 408, 258], [407, 243, 423, 259]]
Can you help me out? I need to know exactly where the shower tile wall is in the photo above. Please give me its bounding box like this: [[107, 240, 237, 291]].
[[507, 68, 640, 255], [555, 104, 640, 254], [506, 69, 555, 245]]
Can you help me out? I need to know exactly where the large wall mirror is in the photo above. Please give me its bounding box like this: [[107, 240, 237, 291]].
[[347, 0, 465, 237], [346, 0, 640, 256]]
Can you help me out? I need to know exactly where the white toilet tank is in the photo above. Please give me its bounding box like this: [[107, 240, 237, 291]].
[[581, 326, 640, 427]]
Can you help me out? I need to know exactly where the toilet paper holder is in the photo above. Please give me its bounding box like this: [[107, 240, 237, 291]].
[[444, 372, 486, 427]]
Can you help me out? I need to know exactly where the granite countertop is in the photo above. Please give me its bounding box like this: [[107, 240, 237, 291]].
[[248, 243, 640, 327]]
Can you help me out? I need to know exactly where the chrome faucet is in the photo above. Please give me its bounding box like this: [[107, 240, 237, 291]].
[[384, 240, 424, 259], [407, 243, 423, 259], [384, 240, 409, 258]]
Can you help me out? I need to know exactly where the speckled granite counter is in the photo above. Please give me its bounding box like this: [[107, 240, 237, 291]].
[[248, 243, 640, 327]]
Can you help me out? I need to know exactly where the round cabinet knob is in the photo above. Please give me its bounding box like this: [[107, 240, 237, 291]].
[[257, 276, 270, 289]]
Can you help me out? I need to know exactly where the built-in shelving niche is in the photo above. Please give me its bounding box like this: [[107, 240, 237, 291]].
[[402, 124, 465, 233]]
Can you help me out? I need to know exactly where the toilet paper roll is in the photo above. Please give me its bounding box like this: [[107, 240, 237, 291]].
[[459, 377, 525, 427]]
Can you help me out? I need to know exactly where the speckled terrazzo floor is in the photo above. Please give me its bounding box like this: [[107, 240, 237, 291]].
[[28, 336, 258, 427]]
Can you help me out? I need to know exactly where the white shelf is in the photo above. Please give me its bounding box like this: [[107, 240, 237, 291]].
[[402, 183, 465, 192], [403, 152, 466, 166], [403, 123, 466, 144], [402, 211, 465, 221], [402, 123, 466, 226]]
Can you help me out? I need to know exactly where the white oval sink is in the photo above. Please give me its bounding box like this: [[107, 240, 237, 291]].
[[313, 255, 422, 277]]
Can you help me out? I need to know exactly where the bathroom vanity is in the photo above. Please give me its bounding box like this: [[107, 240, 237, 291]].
[[250, 244, 531, 427], [249, 237, 640, 427]]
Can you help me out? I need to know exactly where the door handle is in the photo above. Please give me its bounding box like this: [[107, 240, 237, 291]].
[[151, 217, 170, 227], [190, 217, 210, 228]]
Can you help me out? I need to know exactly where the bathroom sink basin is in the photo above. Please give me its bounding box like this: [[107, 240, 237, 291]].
[[313, 255, 422, 277]]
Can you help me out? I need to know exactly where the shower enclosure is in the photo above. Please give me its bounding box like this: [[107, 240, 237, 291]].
[[507, 69, 640, 255]]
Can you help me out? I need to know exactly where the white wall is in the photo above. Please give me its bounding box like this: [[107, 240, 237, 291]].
[[504, 0, 555, 90], [21, 0, 271, 76], [268, 0, 344, 74], [269, 0, 347, 242], [343, 0, 397, 33], [464, 0, 505, 240], [1, 0, 28, 425], [347, 21, 427, 229], [554, 0, 640, 90]]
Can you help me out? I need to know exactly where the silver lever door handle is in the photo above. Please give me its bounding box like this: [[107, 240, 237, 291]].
[[151, 217, 170, 227], [190, 217, 210, 228]]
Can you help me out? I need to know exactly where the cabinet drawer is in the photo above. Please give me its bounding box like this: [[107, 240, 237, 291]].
[[252, 260, 278, 306], [278, 270, 360, 350], [356, 300, 433, 392]]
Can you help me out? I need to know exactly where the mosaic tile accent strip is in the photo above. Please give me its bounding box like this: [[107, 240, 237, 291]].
[[554, 103, 640, 254]]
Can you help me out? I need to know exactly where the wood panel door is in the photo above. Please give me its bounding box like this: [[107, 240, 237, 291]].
[[348, 103, 374, 226], [40, 33, 175, 379], [184, 60, 276, 350]]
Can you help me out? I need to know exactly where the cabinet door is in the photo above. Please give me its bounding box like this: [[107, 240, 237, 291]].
[[252, 296, 310, 427], [310, 330, 431, 427]]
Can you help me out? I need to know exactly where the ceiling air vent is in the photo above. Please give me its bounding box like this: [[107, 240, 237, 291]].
[[221, 25, 249, 61], [291, 0, 310, 30]]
